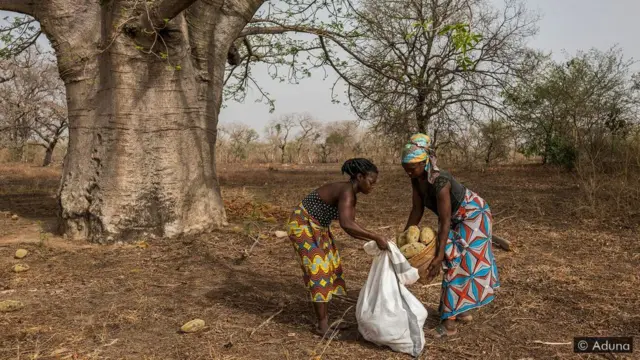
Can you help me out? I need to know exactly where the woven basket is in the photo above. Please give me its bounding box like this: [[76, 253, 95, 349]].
[[407, 244, 437, 285]]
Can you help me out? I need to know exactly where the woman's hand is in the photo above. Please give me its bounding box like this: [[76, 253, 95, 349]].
[[375, 237, 389, 251], [426, 254, 444, 281]]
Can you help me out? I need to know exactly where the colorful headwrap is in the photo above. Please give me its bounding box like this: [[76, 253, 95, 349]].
[[401, 133, 440, 184]]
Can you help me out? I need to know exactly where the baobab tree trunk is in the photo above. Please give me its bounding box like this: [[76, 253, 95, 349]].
[[7, 0, 262, 242]]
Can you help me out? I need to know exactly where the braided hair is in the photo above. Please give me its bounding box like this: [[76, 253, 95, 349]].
[[341, 158, 378, 179]]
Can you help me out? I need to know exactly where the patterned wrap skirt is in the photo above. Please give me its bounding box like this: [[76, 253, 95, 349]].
[[439, 189, 501, 319], [287, 204, 346, 302]]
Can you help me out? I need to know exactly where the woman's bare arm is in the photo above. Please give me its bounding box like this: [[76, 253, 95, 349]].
[[404, 178, 424, 230]]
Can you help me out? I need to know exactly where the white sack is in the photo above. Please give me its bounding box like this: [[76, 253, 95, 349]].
[[356, 241, 428, 357]]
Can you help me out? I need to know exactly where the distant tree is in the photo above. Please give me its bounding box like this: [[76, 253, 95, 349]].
[[220, 123, 259, 162], [0, 48, 67, 165], [479, 116, 512, 164], [292, 113, 321, 164], [319, 0, 538, 144], [504, 46, 639, 168], [265, 114, 298, 163]]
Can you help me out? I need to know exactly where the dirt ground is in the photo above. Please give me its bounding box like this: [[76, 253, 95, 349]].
[[0, 163, 638, 360]]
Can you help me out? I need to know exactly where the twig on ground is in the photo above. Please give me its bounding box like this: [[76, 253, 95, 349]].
[[103, 339, 119, 347], [531, 340, 571, 345], [239, 221, 263, 260], [150, 283, 184, 288], [482, 305, 514, 324], [334, 294, 358, 304], [243, 236, 260, 258], [317, 305, 353, 357], [495, 215, 516, 226], [492, 235, 513, 251], [429, 344, 481, 359], [250, 308, 284, 337], [491, 209, 508, 217]]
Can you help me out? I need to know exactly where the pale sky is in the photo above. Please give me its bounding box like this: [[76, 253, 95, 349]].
[[227, 0, 640, 130], [2, 0, 639, 132]]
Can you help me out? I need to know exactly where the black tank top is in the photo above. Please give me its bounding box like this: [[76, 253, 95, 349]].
[[301, 190, 340, 227], [413, 170, 466, 217]]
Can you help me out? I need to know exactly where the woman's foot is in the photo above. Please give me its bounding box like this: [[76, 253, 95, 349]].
[[431, 323, 457, 338], [455, 313, 473, 323], [314, 324, 330, 336], [313, 321, 350, 336]]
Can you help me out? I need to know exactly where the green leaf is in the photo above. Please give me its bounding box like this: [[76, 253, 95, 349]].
[[175, 65, 182, 71]]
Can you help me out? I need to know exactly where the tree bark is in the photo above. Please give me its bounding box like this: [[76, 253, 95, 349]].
[[279, 144, 286, 164], [42, 140, 55, 167], [14, 0, 263, 243]]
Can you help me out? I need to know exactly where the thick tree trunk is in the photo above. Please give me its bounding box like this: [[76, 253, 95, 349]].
[[58, 35, 226, 242], [21, 0, 262, 243]]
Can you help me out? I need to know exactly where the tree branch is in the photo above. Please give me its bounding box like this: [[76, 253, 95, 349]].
[[240, 22, 355, 39], [0, 72, 15, 84], [141, 0, 200, 30], [0, 1, 37, 16]]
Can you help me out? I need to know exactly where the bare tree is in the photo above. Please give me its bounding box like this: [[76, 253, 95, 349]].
[[33, 100, 68, 166], [479, 116, 512, 164], [0, 48, 66, 164], [317, 0, 538, 144], [317, 120, 359, 162], [288, 113, 320, 163], [265, 114, 297, 163], [219, 123, 259, 162], [0, 60, 15, 84]]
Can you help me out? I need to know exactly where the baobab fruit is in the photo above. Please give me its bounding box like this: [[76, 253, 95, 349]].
[[180, 319, 205, 333], [400, 242, 426, 259], [419, 227, 437, 245], [13, 264, 30, 273], [14, 249, 28, 259], [396, 225, 420, 247], [405, 226, 420, 244], [0, 300, 24, 312], [396, 231, 407, 248]]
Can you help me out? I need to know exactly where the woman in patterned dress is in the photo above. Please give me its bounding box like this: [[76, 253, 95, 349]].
[[401, 133, 500, 338], [287, 158, 389, 336]]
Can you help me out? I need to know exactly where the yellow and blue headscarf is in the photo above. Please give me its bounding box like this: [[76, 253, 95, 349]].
[[401, 133, 432, 164], [401, 133, 440, 183]]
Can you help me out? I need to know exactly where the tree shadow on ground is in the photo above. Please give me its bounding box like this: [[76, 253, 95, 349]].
[[203, 258, 445, 351], [0, 193, 58, 221]]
